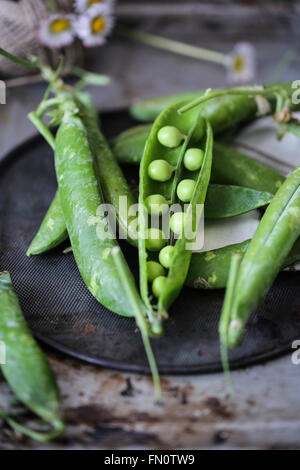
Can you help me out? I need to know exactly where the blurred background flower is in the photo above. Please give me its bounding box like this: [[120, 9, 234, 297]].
[[75, 3, 114, 47], [226, 42, 256, 84], [38, 13, 76, 47], [74, 0, 115, 14]]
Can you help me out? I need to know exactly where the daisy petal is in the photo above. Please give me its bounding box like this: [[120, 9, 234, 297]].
[[74, 0, 115, 14], [226, 42, 256, 85], [75, 4, 114, 48], [38, 14, 76, 48]]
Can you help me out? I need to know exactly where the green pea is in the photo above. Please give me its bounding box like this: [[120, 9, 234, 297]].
[[147, 261, 165, 282], [145, 194, 169, 216], [170, 212, 186, 235], [157, 126, 184, 148], [184, 148, 204, 171], [176, 179, 196, 202], [152, 276, 167, 297], [148, 159, 174, 182], [159, 245, 175, 269], [145, 228, 167, 251]]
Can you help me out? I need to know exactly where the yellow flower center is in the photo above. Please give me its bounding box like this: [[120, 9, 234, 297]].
[[91, 16, 106, 34], [88, 0, 104, 6], [233, 55, 245, 72], [50, 18, 70, 34]]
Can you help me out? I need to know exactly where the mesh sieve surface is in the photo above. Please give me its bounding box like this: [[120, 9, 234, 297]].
[[1, 110, 300, 374]]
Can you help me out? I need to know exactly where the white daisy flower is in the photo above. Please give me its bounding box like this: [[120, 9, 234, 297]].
[[75, 4, 114, 47], [225, 42, 256, 84], [38, 14, 76, 48], [74, 0, 114, 14]]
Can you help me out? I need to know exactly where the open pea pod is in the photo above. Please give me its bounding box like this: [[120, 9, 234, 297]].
[[0, 271, 64, 441], [158, 121, 213, 315], [111, 124, 285, 196], [138, 99, 212, 327]]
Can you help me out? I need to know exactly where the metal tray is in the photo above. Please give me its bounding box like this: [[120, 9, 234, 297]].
[[1, 109, 300, 374]]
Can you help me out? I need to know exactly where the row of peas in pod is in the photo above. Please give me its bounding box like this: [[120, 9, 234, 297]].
[[138, 99, 212, 332], [146, 125, 205, 298]]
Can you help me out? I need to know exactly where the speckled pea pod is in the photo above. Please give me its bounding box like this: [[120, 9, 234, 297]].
[[27, 94, 139, 255], [186, 237, 300, 289], [220, 165, 300, 348], [0, 271, 64, 441], [55, 109, 143, 318], [81, 101, 138, 246]]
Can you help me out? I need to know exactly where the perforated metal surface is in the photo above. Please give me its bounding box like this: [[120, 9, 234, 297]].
[[1, 110, 300, 374]]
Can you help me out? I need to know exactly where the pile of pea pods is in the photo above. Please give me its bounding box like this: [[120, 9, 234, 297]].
[[27, 78, 300, 392], [2, 48, 300, 439]]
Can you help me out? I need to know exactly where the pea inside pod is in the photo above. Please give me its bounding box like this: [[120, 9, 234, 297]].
[[148, 159, 175, 182], [157, 125, 185, 148]]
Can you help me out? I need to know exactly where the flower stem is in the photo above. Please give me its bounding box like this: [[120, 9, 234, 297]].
[[0, 48, 34, 68], [117, 26, 226, 65]]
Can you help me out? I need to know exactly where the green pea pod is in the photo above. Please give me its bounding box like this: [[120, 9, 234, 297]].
[[220, 165, 300, 349], [111, 124, 152, 165], [64, 235, 300, 292], [81, 100, 138, 246], [158, 120, 213, 315], [55, 109, 142, 318], [27, 92, 138, 256], [212, 142, 285, 195], [0, 271, 64, 441], [186, 237, 300, 289], [29, 79, 290, 257], [27, 192, 68, 256], [205, 184, 272, 218], [130, 82, 300, 122]]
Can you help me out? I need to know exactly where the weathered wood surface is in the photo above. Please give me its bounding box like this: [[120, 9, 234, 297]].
[[1, 351, 300, 450], [116, 1, 300, 38]]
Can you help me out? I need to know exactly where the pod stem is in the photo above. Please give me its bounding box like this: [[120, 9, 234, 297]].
[[219, 253, 242, 393], [110, 246, 162, 402], [178, 85, 287, 114], [0, 408, 64, 443], [117, 26, 226, 65], [28, 112, 55, 150]]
